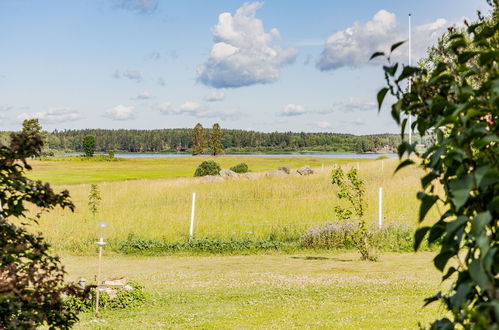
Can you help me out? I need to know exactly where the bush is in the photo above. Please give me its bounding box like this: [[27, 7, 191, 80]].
[[108, 150, 115, 159], [230, 162, 249, 173], [65, 280, 146, 313], [194, 160, 221, 177], [300, 221, 357, 249]]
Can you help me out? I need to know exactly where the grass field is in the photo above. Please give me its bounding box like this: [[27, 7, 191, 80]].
[[29, 156, 368, 185], [26, 157, 434, 253], [64, 252, 443, 329]]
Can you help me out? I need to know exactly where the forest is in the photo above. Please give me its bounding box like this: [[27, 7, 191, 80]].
[[0, 128, 405, 153]]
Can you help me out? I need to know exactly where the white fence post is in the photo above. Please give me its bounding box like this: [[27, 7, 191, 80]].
[[381, 159, 384, 171], [378, 187, 383, 229], [189, 192, 196, 240], [356, 162, 360, 171]]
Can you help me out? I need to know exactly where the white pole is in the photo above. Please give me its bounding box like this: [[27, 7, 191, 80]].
[[356, 162, 360, 171], [381, 159, 384, 171], [408, 13, 412, 145], [378, 187, 383, 229], [189, 192, 196, 240], [95, 237, 103, 315]]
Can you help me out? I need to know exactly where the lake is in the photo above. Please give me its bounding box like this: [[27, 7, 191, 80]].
[[95, 152, 397, 159]]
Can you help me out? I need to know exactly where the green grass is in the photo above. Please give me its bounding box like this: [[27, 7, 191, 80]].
[[25, 158, 434, 253], [28, 156, 369, 185], [64, 252, 443, 329]]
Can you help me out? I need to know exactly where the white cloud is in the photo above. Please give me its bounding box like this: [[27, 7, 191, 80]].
[[279, 104, 306, 116], [0, 105, 13, 112], [317, 121, 331, 129], [17, 108, 82, 124], [205, 91, 226, 102], [316, 98, 376, 114], [136, 91, 153, 99], [197, 2, 298, 88], [113, 70, 143, 82], [114, 0, 158, 14], [317, 10, 452, 71], [104, 105, 135, 120], [155, 101, 242, 120]]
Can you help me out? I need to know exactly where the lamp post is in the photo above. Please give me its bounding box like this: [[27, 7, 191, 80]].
[[95, 221, 107, 316]]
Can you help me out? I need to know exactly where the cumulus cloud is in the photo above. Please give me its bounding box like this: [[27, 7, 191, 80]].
[[155, 101, 242, 120], [114, 0, 158, 14], [113, 70, 143, 82], [317, 10, 452, 71], [316, 98, 376, 114], [317, 121, 332, 129], [17, 108, 82, 124], [204, 91, 226, 102], [104, 105, 135, 120], [135, 91, 153, 99], [197, 2, 298, 88], [279, 104, 307, 116]]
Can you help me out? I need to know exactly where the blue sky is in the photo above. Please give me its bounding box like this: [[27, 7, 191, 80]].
[[0, 0, 491, 134]]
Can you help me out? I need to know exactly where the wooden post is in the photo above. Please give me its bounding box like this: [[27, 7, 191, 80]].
[[189, 192, 196, 240]]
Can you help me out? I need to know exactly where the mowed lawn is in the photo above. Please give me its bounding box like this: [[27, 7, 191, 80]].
[[65, 252, 443, 329], [28, 156, 370, 185]]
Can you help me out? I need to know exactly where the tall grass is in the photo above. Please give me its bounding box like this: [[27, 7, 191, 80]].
[[24, 159, 436, 253]]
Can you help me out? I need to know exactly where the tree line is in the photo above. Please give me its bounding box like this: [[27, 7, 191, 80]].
[[0, 126, 406, 154]]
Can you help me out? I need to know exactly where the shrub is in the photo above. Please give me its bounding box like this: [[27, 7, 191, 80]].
[[301, 221, 357, 249], [65, 280, 146, 313], [108, 150, 115, 159], [194, 160, 221, 177], [230, 162, 249, 173], [374, 155, 390, 160]]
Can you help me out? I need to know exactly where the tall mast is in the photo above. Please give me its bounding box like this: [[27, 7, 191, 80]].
[[408, 13, 412, 145]]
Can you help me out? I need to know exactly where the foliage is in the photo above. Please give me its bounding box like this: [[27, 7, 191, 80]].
[[191, 123, 205, 155], [88, 184, 101, 219], [375, 6, 498, 328], [65, 280, 146, 313], [117, 237, 283, 255], [82, 134, 96, 157], [230, 162, 249, 173], [31, 128, 405, 154], [194, 160, 221, 177], [0, 121, 86, 329], [108, 149, 115, 159], [331, 167, 376, 260], [210, 123, 224, 156]]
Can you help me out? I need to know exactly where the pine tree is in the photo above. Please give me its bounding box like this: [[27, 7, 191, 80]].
[[210, 123, 223, 156], [191, 123, 205, 155]]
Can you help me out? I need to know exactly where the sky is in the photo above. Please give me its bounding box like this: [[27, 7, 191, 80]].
[[0, 0, 492, 134]]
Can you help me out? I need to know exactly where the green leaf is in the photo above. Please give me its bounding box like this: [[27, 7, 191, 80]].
[[434, 250, 455, 271], [369, 51, 385, 60], [448, 174, 473, 210], [479, 50, 498, 66], [396, 66, 420, 83], [469, 259, 490, 291], [446, 216, 468, 236], [442, 267, 456, 281], [421, 172, 438, 189], [449, 282, 470, 309], [383, 63, 399, 76], [395, 159, 414, 173], [471, 211, 492, 236], [390, 41, 406, 53], [377, 88, 389, 111], [457, 51, 477, 64], [414, 226, 431, 251], [488, 196, 499, 213], [417, 192, 439, 222]]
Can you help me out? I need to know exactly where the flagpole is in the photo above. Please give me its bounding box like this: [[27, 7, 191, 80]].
[[408, 13, 412, 145]]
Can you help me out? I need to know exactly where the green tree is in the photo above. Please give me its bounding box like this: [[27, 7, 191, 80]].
[[191, 123, 205, 156], [88, 184, 101, 220], [331, 167, 375, 261], [210, 123, 223, 156], [82, 135, 96, 157], [0, 123, 87, 328], [375, 5, 498, 327]]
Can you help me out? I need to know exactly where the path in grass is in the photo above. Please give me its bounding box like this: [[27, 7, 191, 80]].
[[28, 156, 369, 185], [65, 252, 442, 329]]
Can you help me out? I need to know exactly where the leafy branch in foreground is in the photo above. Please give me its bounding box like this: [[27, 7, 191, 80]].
[[375, 5, 498, 328], [0, 121, 87, 328]]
